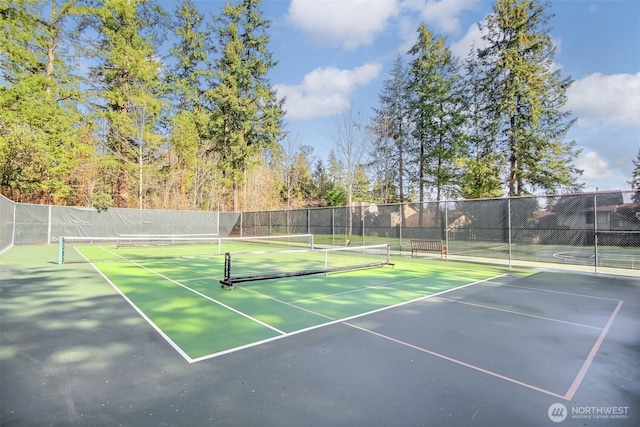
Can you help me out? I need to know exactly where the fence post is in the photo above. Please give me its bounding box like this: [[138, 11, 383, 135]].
[[399, 204, 404, 255], [594, 193, 598, 274], [361, 204, 365, 246], [331, 207, 335, 246], [508, 198, 512, 268], [47, 205, 52, 244], [444, 201, 449, 256]]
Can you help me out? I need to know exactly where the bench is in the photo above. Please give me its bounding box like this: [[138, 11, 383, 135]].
[[410, 239, 447, 260]]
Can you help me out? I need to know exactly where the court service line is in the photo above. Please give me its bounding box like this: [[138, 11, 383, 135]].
[[290, 273, 434, 304], [563, 299, 624, 401], [97, 247, 286, 335], [435, 297, 604, 331], [479, 282, 621, 302], [345, 322, 566, 400], [191, 274, 509, 363], [236, 285, 336, 321], [289, 268, 496, 305]]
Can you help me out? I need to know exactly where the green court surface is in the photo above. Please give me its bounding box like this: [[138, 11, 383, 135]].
[[66, 244, 532, 361], [3, 243, 640, 427]]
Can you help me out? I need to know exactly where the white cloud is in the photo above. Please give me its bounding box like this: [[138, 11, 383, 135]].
[[450, 22, 485, 60], [575, 151, 614, 181], [401, 0, 479, 34], [287, 0, 400, 50], [567, 72, 640, 127], [275, 63, 383, 120]]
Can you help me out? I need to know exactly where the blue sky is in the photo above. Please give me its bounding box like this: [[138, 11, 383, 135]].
[[193, 0, 640, 194]]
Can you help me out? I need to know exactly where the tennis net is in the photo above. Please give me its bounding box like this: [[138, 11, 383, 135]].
[[116, 233, 219, 247], [57, 234, 314, 264], [220, 244, 392, 288]]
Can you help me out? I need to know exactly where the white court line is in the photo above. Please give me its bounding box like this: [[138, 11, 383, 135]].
[[95, 247, 286, 336], [74, 247, 194, 363], [289, 269, 492, 305], [290, 273, 434, 304], [236, 285, 335, 321], [435, 297, 604, 330], [553, 251, 594, 261], [479, 282, 622, 302], [84, 246, 513, 364], [191, 274, 509, 362]]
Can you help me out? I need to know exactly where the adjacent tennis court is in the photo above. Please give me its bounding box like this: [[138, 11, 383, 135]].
[[1, 238, 639, 426]]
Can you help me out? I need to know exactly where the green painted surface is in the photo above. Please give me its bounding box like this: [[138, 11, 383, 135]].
[[2, 243, 532, 360]]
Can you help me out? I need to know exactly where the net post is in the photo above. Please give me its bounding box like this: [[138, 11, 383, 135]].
[[58, 236, 64, 265], [220, 252, 233, 289]]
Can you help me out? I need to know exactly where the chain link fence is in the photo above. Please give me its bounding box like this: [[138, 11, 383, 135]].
[[234, 191, 640, 272], [3, 191, 639, 272]]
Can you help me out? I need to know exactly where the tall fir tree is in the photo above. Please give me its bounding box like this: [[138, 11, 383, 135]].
[[408, 24, 467, 202], [208, 0, 284, 211], [77, 0, 167, 208], [371, 55, 411, 202], [458, 45, 505, 199], [167, 0, 215, 209], [479, 0, 581, 196], [280, 137, 314, 208], [0, 0, 89, 204]]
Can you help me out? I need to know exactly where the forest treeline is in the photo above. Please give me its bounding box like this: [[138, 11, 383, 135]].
[[0, 0, 600, 212]]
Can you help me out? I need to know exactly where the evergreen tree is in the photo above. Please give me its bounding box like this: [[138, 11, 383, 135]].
[[280, 137, 314, 207], [371, 55, 411, 202], [167, 0, 214, 209], [479, 0, 581, 196], [352, 164, 371, 202], [408, 24, 467, 202], [458, 46, 505, 199], [0, 0, 89, 204], [368, 135, 400, 204], [208, 0, 284, 211], [77, 0, 167, 208], [311, 159, 329, 205], [324, 150, 348, 206]]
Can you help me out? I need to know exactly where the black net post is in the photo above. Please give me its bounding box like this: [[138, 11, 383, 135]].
[[220, 252, 233, 289]]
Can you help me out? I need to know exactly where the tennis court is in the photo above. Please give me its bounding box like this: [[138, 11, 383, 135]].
[[1, 239, 639, 426], [56, 236, 528, 362]]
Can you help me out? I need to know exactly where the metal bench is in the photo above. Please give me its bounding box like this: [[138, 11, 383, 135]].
[[410, 239, 447, 260]]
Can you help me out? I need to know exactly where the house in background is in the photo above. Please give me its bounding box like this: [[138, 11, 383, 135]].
[[536, 192, 640, 246]]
